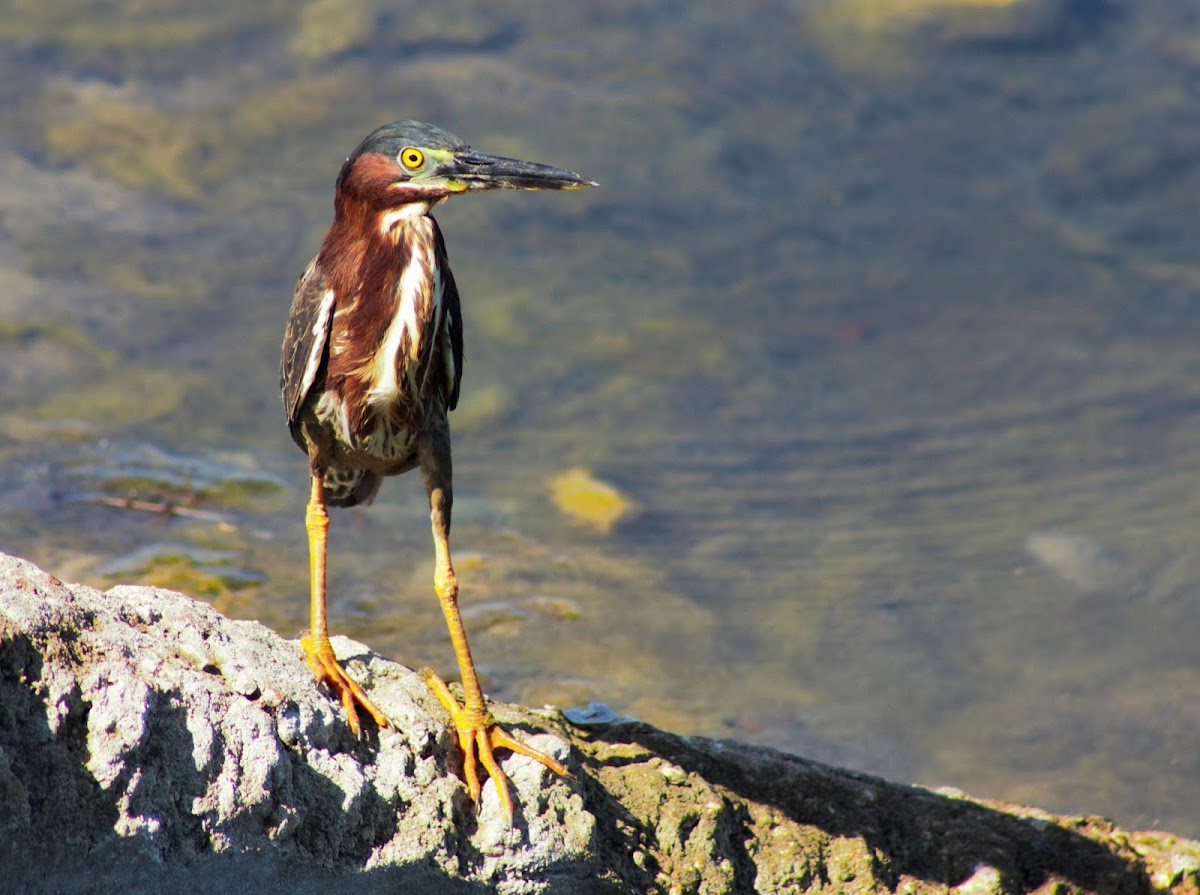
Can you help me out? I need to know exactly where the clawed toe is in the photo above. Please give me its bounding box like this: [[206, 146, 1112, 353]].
[[422, 668, 571, 824], [303, 634, 390, 736]]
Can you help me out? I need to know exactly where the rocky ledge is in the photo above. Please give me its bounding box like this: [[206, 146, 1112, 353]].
[[0, 551, 1196, 894]]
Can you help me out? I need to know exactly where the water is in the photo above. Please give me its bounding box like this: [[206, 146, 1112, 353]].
[[2, 0, 1198, 837]]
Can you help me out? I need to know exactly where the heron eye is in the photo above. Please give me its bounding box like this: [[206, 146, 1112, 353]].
[[400, 148, 425, 170]]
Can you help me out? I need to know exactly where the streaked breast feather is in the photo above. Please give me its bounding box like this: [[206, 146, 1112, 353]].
[[367, 227, 439, 406]]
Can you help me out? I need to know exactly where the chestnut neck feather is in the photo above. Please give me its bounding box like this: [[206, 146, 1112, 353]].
[[337, 152, 452, 209], [317, 184, 448, 435]]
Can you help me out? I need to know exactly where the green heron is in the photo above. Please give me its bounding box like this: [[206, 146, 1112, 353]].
[[280, 121, 594, 822]]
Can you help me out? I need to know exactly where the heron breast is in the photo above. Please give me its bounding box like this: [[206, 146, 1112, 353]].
[[365, 225, 442, 407]]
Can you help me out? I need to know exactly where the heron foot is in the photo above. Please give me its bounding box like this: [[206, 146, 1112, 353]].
[[303, 632, 390, 736], [421, 668, 572, 824]]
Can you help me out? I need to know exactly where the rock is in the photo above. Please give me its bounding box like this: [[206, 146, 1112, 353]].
[[0, 550, 1196, 894], [1024, 530, 1131, 592]]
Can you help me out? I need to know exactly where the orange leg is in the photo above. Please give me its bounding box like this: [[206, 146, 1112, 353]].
[[303, 474, 389, 735], [421, 479, 571, 824]]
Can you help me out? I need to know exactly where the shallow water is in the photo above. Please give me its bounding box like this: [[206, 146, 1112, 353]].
[[2, 0, 1199, 837]]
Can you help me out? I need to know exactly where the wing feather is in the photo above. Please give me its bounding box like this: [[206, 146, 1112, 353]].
[[438, 247, 465, 411], [280, 257, 336, 424]]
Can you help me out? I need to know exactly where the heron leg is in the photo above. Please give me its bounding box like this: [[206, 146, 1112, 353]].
[[418, 430, 570, 824], [303, 473, 389, 735]]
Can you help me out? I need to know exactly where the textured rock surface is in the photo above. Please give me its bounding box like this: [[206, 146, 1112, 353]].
[[0, 551, 1197, 894]]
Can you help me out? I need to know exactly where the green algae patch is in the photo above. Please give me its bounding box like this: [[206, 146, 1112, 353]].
[[805, 0, 1041, 72], [289, 0, 375, 61], [452, 384, 513, 433], [0, 319, 119, 398], [0, 319, 113, 358], [36, 368, 192, 427], [549, 467, 636, 534], [0, 1, 283, 48], [808, 0, 1036, 42], [68, 443, 288, 517], [100, 544, 264, 617], [140, 554, 260, 600], [43, 101, 213, 200]]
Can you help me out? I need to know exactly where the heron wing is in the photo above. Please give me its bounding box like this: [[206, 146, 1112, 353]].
[[439, 256, 465, 412], [281, 256, 337, 424]]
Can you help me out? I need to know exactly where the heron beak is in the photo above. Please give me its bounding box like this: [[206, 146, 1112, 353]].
[[443, 149, 597, 191]]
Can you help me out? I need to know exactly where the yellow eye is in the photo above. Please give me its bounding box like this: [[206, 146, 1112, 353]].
[[400, 148, 424, 170]]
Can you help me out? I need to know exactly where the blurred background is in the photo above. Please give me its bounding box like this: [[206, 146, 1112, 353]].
[[1, 0, 1198, 837]]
